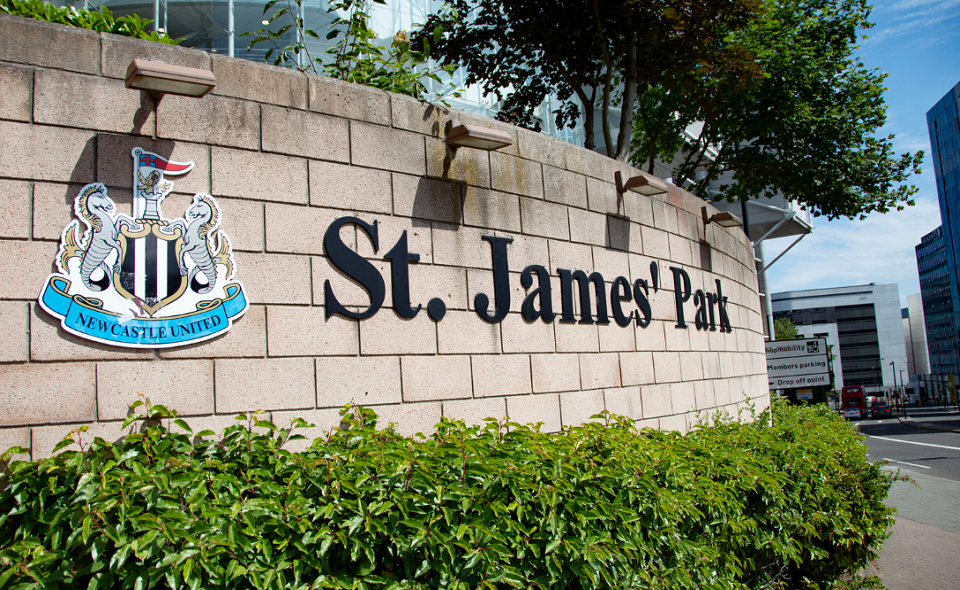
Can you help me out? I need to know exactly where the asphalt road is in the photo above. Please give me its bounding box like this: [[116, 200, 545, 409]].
[[855, 408, 960, 589], [857, 408, 960, 536], [859, 412, 960, 483]]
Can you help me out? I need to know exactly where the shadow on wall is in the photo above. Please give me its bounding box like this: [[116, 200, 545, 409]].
[[410, 176, 463, 228], [605, 213, 630, 251], [699, 240, 714, 273], [423, 104, 446, 137], [132, 93, 153, 134]]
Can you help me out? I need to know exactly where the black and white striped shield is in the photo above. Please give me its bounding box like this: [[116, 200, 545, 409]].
[[114, 223, 187, 315]]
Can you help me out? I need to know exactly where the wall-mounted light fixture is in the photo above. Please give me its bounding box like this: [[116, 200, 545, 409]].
[[615, 170, 669, 197], [125, 59, 217, 99], [701, 206, 743, 228], [446, 120, 513, 151]]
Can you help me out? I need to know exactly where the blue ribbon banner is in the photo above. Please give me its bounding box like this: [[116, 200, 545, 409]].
[[40, 277, 247, 348]]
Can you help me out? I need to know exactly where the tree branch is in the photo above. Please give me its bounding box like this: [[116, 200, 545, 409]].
[[593, 0, 614, 157], [614, 32, 638, 162]]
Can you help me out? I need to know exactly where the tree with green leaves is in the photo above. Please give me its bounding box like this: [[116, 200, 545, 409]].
[[421, 0, 921, 219], [775, 317, 800, 340], [0, 0, 179, 43], [631, 0, 923, 219], [418, 0, 762, 159]]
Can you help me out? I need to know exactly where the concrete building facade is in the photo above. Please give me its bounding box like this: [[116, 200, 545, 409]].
[[903, 293, 931, 377], [772, 284, 908, 394]]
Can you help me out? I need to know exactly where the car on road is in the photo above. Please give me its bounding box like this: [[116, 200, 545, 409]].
[[841, 386, 867, 420], [871, 403, 893, 419]]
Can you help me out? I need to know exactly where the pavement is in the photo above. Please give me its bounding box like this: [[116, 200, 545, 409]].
[[863, 407, 960, 590], [865, 516, 960, 590], [895, 407, 960, 434]]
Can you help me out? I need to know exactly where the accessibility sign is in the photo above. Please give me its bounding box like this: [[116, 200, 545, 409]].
[[766, 337, 830, 389]]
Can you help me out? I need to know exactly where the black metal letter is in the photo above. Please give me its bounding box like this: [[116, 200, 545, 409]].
[[716, 279, 732, 332], [693, 290, 708, 330], [324, 216, 385, 320], [633, 279, 652, 327], [670, 266, 691, 328], [384, 230, 421, 319], [611, 276, 634, 327], [475, 235, 513, 323], [707, 291, 718, 331], [521, 265, 555, 322], [558, 269, 609, 324]]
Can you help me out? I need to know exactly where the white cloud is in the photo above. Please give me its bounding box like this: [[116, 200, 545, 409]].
[[866, 0, 960, 44], [890, 129, 933, 154], [763, 193, 942, 307]]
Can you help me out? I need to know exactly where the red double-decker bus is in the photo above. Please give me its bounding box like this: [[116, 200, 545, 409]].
[[840, 386, 867, 419]]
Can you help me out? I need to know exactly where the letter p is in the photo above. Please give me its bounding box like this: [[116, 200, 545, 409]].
[[670, 266, 692, 328]]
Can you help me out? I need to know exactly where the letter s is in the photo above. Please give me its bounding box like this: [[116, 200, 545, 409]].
[[324, 216, 385, 320]]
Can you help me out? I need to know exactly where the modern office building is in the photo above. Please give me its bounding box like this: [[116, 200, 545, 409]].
[[902, 294, 931, 377], [922, 81, 960, 372], [916, 226, 956, 374], [772, 284, 908, 393]]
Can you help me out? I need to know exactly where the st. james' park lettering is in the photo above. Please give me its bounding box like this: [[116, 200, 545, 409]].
[[323, 216, 733, 333]]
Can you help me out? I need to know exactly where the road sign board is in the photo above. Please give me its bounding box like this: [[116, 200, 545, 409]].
[[770, 374, 831, 388], [765, 337, 828, 360], [766, 337, 830, 390]]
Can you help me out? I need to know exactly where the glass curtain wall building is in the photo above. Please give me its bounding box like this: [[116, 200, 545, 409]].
[[55, 0, 583, 145], [916, 226, 958, 375], [925, 81, 960, 374]]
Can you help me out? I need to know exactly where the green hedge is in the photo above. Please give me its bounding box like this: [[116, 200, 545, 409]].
[[0, 400, 893, 590], [0, 0, 179, 44]]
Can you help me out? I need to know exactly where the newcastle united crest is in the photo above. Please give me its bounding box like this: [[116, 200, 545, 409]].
[[39, 148, 248, 348]]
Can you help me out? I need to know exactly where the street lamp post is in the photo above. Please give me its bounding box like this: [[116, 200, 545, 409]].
[[899, 369, 908, 418], [954, 333, 960, 412], [891, 360, 906, 418]]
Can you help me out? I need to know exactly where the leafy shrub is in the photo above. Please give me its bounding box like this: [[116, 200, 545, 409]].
[[243, 0, 460, 101], [0, 0, 180, 44], [0, 400, 893, 590]]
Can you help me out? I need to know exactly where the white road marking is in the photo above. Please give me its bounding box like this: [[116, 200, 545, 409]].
[[881, 457, 931, 469], [865, 435, 960, 452]]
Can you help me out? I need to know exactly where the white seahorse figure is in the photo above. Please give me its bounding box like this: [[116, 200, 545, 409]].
[[58, 184, 140, 292], [168, 195, 234, 294]]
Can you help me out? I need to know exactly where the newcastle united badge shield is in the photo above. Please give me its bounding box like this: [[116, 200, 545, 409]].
[[38, 148, 248, 348]]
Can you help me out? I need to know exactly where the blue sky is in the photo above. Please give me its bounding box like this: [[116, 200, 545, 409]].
[[763, 0, 960, 307]]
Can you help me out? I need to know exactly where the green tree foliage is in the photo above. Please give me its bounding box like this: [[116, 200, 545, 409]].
[[630, 0, 923, 219], [417, 0, 762, 160], [419, 0, 919, 219], [0, 0, 179, 43], [243, 0, 461, 101], [0, 400, 894, 590], [775, 317, 800, 340]]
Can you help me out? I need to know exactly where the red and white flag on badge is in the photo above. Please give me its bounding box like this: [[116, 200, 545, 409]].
[[137, 151, 193, 174], [131, 148, 194, 218]]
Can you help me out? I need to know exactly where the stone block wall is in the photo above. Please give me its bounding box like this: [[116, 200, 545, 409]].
[[0, 14, 769, 459]]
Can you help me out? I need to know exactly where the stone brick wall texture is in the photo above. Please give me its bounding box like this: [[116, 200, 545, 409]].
[[0, 14, 770, 459]]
